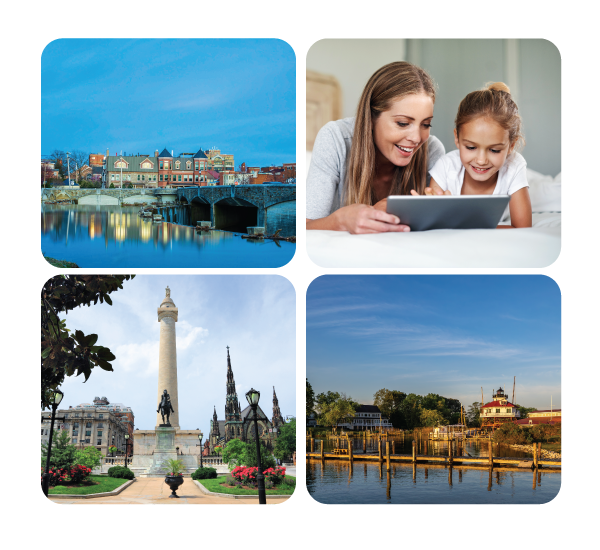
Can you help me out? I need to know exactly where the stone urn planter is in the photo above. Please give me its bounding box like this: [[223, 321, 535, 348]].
[[165, 475, 184, 498]]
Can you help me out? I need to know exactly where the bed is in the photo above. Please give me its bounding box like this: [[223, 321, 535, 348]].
[[306, 165, 561, 268]]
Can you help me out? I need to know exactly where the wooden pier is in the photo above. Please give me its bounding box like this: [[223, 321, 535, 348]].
[[306, 439, 560, 469]]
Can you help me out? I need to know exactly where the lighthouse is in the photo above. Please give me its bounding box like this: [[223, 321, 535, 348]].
[[480, 387, 520, 431]]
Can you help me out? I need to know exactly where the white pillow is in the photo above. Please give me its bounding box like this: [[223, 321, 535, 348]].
[[527, 168, 561, 212]]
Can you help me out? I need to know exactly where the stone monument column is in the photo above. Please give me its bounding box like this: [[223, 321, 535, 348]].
[[156, 286, 180, 429]]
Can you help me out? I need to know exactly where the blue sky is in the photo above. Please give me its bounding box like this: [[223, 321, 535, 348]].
[[307, 276, 561, 410], [41, 39, 295, 167], [55, 275, 296, 431]]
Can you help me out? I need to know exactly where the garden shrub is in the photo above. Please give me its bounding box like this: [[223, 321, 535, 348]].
[[492, 423, 532, 445], [108, 466, 135, 479], [263, 466, 286, 485], [69, 464, 92, 483], [41, 467, 68, 486], [191, 467, 218, 480]]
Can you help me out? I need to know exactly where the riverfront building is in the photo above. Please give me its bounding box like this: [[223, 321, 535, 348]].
[[517, 409, 562, 426], [480, 387, 521, 430], [336, 405, 393, 431]]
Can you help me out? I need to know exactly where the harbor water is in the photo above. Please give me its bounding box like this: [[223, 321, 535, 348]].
[[307, 436, 560, 504], [41, 204, 295, 268]]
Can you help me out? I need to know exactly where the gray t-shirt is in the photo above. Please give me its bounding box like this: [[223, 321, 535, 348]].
[[307, 117, 446, 219]]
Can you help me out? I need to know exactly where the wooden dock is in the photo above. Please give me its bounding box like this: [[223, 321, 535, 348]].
[[306, 439, 560, 469]]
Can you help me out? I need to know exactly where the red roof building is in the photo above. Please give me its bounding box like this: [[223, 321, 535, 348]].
[[480, 387, 521, 430]]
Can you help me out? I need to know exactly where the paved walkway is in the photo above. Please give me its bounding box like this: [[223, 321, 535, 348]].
[[49, 477, 291, 505]]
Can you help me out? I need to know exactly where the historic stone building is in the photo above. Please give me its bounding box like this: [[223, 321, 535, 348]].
[[41, 397, 132, 457], [105, 153, 159, 188], [209, 348, 285, 453]]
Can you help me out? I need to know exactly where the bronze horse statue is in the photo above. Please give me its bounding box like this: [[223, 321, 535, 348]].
[[157, 389, 175, 425]]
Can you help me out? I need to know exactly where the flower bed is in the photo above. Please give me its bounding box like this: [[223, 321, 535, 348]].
[[41, 465, 92, 487], [230, 465, 287, 487]]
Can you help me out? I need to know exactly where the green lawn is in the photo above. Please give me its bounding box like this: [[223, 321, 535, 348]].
[[48, 475, 130, 495], [198, 476, 296, 496]]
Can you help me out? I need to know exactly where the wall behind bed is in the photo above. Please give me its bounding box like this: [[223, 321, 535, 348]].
[[307, 39, 561, 177]]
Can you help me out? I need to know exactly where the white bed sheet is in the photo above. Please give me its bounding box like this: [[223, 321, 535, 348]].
[[307, 214, 561, 268]]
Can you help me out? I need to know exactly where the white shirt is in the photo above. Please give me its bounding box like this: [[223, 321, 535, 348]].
[[429, 150, 528, 196]]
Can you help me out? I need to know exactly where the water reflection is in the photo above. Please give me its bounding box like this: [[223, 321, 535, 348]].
[[306, 457, 560, 504], [306, 437, 562, 504], [41, 205, 294, 268]]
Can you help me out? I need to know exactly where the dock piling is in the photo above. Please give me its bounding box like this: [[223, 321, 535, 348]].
[[386, 441, 391, 471]]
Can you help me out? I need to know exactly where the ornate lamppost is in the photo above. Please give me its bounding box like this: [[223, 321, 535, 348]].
[[124, 434, 130, 468], [197, 431, 204, 468], [245, 388, 266, 505], [42, 389, 64, 497]]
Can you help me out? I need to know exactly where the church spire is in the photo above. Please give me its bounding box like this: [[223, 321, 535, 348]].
[[225, 346, 241, 422], [272, 386, 284, 428]]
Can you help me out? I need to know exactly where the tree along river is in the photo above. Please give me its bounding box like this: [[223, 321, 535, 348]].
[[307, 437, 560, 504], [41, 205, 295, 268]]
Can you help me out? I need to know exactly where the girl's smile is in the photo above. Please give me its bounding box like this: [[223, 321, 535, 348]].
[[454, 116, 513, 188]]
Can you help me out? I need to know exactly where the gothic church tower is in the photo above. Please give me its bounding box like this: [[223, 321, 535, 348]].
[[224, 347, 242, 441], [272, 386, 284, 429]]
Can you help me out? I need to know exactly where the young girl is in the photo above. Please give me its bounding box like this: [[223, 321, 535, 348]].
[[423, 82, 532, 228]]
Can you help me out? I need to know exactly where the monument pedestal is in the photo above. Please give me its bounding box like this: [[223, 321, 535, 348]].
[[146, 426, 178, 476], [131, 428, 204, 477]]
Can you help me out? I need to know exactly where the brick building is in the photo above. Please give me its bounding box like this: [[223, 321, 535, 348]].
[[89, 153, 105, 167], [105, 152, 159, 188]]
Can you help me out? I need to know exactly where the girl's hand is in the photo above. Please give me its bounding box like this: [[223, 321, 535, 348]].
[[335, 204, 410, 234], [410, 187, 451, 196]]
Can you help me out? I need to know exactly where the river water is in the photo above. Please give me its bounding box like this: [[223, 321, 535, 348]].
[[41, 205, 295, 268], [307, 437, 561, 504]]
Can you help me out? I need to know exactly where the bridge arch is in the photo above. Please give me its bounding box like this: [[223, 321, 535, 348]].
[[78, 194, 119, 206], [212, 196, 259, 232], [265, 199, 296, 237]]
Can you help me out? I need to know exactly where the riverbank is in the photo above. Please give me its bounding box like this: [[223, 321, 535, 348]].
[[43, 255, 80, 268], [508, 443, 561, 460]]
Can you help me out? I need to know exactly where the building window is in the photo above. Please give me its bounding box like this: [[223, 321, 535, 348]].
[[73, 422, 79, 428], [86, 422, 92, 428], [85, 439, 90, 444], [175, 161, 180, 169], [178, 175, 181, 182], [160, 175, 163, 181], [98, 414, 103, 419], [195, 162, 199, 170], [97, 440, 102, 446], [41, 429, 44, 435], [98, 423, 103, 428], [73, 438, 77, 444], [86, 430, 91, 437], [72, 430, 78, 437], [496, 409, 500, 413], [87, 414, 92, 418], [142, 175, 145, 181], [65, 414, 68, 419], [98, 431, 102, 437], [160, 161, 163, 169]]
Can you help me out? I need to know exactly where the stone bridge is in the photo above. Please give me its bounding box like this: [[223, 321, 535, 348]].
[[41, 184, 296, 236], [41, 187, 179, 206], [178, 184, 296, 235]]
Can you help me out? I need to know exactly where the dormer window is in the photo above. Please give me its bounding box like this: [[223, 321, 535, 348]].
[[175, 161, 181, 169], [186, 161, 191, 169]]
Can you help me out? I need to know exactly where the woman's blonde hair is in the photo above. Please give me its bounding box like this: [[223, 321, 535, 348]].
[[455, 82, 525, 150], [345, 61, 436, 206]]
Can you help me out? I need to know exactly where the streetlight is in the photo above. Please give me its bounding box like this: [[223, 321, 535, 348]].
[[42, 389, 64, 497], [197, 431, 204, 468], [124, 434, 130, 468], [245, 388, 266, 505]]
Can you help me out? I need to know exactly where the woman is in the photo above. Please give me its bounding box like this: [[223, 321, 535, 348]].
[[306, 62, 445, 234]]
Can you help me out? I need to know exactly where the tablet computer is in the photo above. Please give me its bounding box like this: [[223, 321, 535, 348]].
[[386, 195, 510, 231]]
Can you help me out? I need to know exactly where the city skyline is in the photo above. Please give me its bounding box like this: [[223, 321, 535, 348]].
[[55, 275, 296, 432], [307, 276, 561, 411], [42, 39, 295, 167]]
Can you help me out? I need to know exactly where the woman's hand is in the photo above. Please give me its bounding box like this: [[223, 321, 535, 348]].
[[335, 204, 410, 234], [410, 187, 451, 196]]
